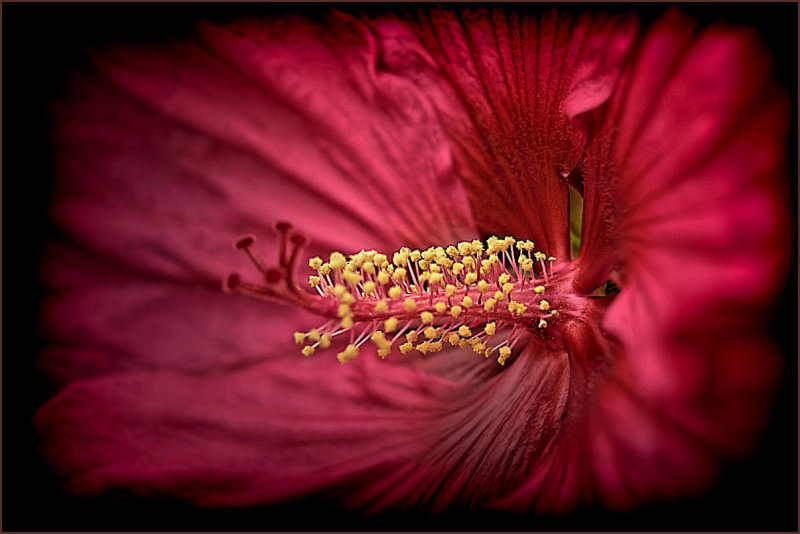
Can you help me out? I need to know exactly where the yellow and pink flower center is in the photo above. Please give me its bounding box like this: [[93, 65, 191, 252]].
[[226, 222, 585, 366]]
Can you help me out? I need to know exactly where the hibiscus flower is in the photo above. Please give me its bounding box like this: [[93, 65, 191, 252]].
[[20, 3, 792, 529]]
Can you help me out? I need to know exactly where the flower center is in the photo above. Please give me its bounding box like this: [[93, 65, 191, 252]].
[[226, 222, 585, 366]]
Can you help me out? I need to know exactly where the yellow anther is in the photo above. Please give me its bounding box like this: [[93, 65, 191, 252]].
[[377, 270, 390, 285], [308, 276, 321, 287], [538, 319, 548, 329], [550, 310, 559, 316], [370, 330, 389, 347], [337, 344, 359, 364], [342, 270, 362, 285], [429, 263, 441, 273], [484, 322, 497, 336], [329, 252, 347, 270], [446, 245, 459, 257], [409, 250, 421, 262], [420, 311, 435, 324], [374, 300, 388, 314], [341, 293, 355, 305], [444, 284, 457, 298], [373, 253, 387, 266], [333, 284, 347, 298], [471, 240, 484, 254], [293, 332, 305, 345], [498, 273, 510, 285], [461, 296, 474, 308], [424, 326, 439, 339], [458, 339, 468, 348], [539, 299, 551, 311], [350, 251, 366, 268], [447, 333, 460, 345], [464, 272, 477, 285], [477, 280, 490, 293], [301, 346, 315, 357], [384, 317, 398, 333], [418, 271, 431, 284], [393, 251, 409, 267], [308, 329, 321, 342], [458, 325, 472, 337], [421, 248, 435, 261], [362, 261, 375, 275], [403, 298, 417, 313], [319, 334, 332, 349], [416, 341, 431, 354], [484, 298, 497, 311], [362, 281, 376, 295], [515, 303, 527, 316], [429, 272, 443, 286], [450, 305, 463, 318], [508, 301, 518, 314], [377, 347, 391, 358], [319, 263, 331, 276], [393, 268, 407, 281], [472, 342, 486, 354], [534, 285, 546, 294], [341, 316, 354, 329], [504, 236, 516, 248], [457, 241, 472, 255], [309, 257, 323, 270], [499, 346, 512, 358], [493, 290, 505, 301], [462, 256, 475, 269], [388, 286, 403, 299], [534, 252, 547, 261], [452, 263, 464, 276], [399, 342, 414, 354], [405, 331, 418, 343], [434, 302, 447, 314], [418, 259, 430, 271], [502, 282, 514, 294], [429, 342, 443, 353], [484, 346, 495, 359]]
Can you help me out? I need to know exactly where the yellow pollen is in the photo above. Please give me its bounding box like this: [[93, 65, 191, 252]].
[[377, 347, 391, 358], [534, 285, 546, 294], [429, 272, 443, 286], [302, 346, 315, 357], [539, 300, 551, 311], [461, 296, 474, 308], [420, 311, 435, 324], [293, 332, 305, 345], [502, 282, 514, 294], [384, 317, 398, 333], [404, 298, 417, 312], [452, 263, 464, 276], [342, 270, 361, 285], [464, 272, 477, 285], [333, 284, 347, 298], [309, 257, 323, 270], [362, 261, 375, 275], [399, 342, 414, 354], [362, 281, 376, 295], [341, 293, 355, 305], [493, 290, 505, 301], [393, 268, 407, 281], [424, 326, 439, 339], [409, 250, 421, 262], [447, 333, 460, 345], [498, 273, 510, 285], [319, 264, 331, 276], [484, 322, 496, 336], [337, 344, 359, 364], [329, 252, 347, 270], [538, 319, 548, 329], [434, 302, 447, 314], [444, 284, 456, 297], [477, 280, 490, 293], [341, 316, 354, 329], [406, 331, 418, 343], [377, 271, 390, 285], [374, 300, 388, 313], [308, 329, 321, 342], [458, 325, 472, 337], [508, 301, 517, 313], [320, 334, 332, 349], [337, 303, 351, 318], [308, 276, 320, 287], [450, 305, 463, 318], [388, 286, 402, 299], [373, 253, 387, 266], [484, 298, 497, 311]]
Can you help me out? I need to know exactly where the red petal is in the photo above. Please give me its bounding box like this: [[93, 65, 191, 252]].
[[382, 9, 634, 257]]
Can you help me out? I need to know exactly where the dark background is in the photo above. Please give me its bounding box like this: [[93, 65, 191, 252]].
[[3, 2, 797, 531]]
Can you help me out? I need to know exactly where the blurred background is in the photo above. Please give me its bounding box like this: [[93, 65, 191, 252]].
[[3, 2, 797, 531]]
